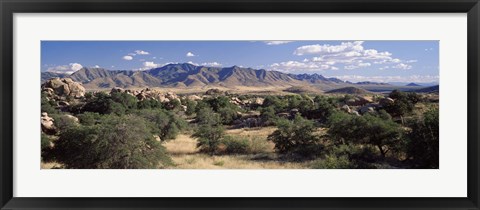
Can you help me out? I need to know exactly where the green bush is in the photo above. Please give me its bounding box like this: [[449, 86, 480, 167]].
[[50, 114, 78, 132], [133, 109, 187, 141], [41, 93, 58, 114], [185, 99, 197, 116], [193, 124, 225, 154], [327, 112, 405, 157], [221, 136, 250, 154], [259, 106, 277, 126], [406, 108, 439, 168], [218, 107, 240, 125], [312, 144, 385, 169], [77, 112, 102, 126], [311, 155, 353, 169], [53, 114, 172, 169], [268, 114, 322, 158]]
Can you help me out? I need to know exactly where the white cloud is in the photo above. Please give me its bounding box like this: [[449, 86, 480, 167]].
[[94, 65, 100, 68], [294, 41, 364, 56], [143, 61, 161, 69], [270, 61, 333, 72], [344, 62, 371, 70], [201, 62, 223, 67], [122, 55, 133, 61], [392, 63, 412, 70], [289, 41, 415, 71], [46, 63, 83, 74], [264, 41, 293, 45], [331, 75, 439, 83], [187, 61, 199, 65], [128, 53, 136, 56], [186, 52, 196, 57], [135, 50, 150, 55]]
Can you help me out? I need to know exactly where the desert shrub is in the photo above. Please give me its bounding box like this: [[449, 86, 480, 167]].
[[406, 108, 439, 168], [196, 107, 222, 125], [312, 144, 384, 169], [185, 99, 197, 116], [259, 106, 278, 126], [137, 99, 163, 109], [302, 96, 336, 121], [204, 96, 233, 112], [262, 95, 288, 113], [193, 106, 225, 154], [383, 90, 421, 123], [327, 112, 405, 158], [247, 136, 270, 154], [218, 107, 240, 125], [80, 92, 139, 115], [133, 109, 187, 141], [311, 155, 353, 169], [77, 112, 102, 126], [268, 114, 323, 158], [110, 92, 137, 110], [221, 136, 250, 154], [50, 114, 78, 131], [165, 99, 181, 110], [53, 114, 172, 169], [194, 124, 225, 155], [81, 92, 115, 114], [41, 93, 58, 114], [41, 133, 55, 162]]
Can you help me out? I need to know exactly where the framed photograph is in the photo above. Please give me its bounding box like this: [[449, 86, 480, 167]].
[[1, 0, 479, 209]]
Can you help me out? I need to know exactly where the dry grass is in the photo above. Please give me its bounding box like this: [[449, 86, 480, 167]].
[[163, 127, 312, 169], [41, 161, 63, 169], [166, 153, 311, 169]]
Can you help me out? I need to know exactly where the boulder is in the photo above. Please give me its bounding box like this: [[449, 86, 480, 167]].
[[64, 114, 79, 123], [42, 78, 86, 99], [41, 112, 56, 134], [346, 96, 370, 106], [187, 95, 202, 101], [341, 104, 351, 113], [253, 97, 264, 105], [205, 88, 224, 95], [110, 87, 126, 94], [359, 105, 375, 115]]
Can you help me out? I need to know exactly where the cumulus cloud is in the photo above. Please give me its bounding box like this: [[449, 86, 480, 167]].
[[264, 41, 293, 45], [143, 61, 161, 69], [200, 62, 222, 67], [330, 75, 439, 83], [135, 50, 150, 55], [94, 65, 100, 68], [186, 52, 196, 57], [46, 63, 83, 74], [273, 41, 416, 72], [270, 61, 334, 72], [122, 55, 133, 61], [344, 62, 371, 70], [392, 63, 412, 70], [294, 41, 365, 56]]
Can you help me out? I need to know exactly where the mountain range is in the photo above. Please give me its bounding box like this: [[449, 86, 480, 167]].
[[41, 63, 431, 92]]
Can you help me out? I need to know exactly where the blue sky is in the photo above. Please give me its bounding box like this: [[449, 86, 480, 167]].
[[41, 41, 439, 83]]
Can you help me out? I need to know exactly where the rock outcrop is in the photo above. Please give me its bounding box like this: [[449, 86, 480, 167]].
[[41, 112, 56, 134], [41, 78, 86, 99]]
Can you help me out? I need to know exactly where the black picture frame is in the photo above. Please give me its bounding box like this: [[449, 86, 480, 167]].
[[1, 0, 479, 209]]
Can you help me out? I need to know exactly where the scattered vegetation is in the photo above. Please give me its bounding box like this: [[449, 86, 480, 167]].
[[41, 88, 439, 169]]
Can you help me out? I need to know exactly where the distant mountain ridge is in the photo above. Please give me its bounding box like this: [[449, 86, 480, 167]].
[[42, 63, 349, 89], [41, 63, 435, 92]]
